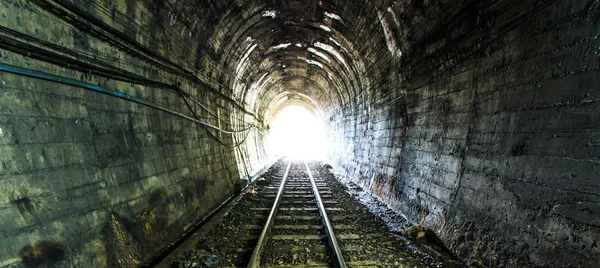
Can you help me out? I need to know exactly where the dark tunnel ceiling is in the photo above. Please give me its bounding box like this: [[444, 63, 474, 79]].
[[170, 0, 404, 121]]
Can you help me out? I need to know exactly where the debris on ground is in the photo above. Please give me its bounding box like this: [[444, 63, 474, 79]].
[[169, 161, 461, 267], [402, 224, 430, 240], [247, 188, 258, 197], [201, 255, 218, 266]]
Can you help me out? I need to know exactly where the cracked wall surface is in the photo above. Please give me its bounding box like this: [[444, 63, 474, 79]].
[[329, 1, 600, 266], [0, 0, 598, 266]]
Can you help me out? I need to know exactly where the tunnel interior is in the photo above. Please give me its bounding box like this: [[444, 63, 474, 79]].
[[0, 0, 599, 266]]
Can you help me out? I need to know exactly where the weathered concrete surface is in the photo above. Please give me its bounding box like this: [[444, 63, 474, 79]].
[[1, 0, 599, 267], [0, 0, 264, 266], [329, 0, 600, 266]]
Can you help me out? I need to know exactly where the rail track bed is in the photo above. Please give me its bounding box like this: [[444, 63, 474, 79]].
[[168, 160, 459, 267]]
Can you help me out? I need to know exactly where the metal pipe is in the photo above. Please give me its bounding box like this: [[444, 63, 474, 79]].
[[247, 160, 292, 268], [0, 63, 251, 135], [304, 161, 347, 268]]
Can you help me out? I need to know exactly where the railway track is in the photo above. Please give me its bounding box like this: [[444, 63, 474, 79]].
[[247, 160, 347, 267], [167, 159, 456, 267]]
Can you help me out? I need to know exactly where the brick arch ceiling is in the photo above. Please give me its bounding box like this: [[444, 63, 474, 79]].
[[169, 0, 400, 119]]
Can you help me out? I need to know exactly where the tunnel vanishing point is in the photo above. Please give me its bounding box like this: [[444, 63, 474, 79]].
[[0, 0, 599, 267]]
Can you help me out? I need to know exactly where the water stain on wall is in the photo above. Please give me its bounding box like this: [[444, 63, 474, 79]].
[[19, 240, 66, 267]]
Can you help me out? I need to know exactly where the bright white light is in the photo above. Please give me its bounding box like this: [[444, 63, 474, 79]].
[[329, 37, 342, 48], [319, 25, 331, 32], [314, 42, 347, 68], [272, 43, 291, 50], [266, 106, 328, 160], [305, 59, 323, 68], [324, 12, 341, 21], [262, 10, 277, 18], [307, 47, 331, 63]]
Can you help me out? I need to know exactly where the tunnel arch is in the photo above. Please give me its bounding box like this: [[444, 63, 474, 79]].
[[264, 91, 323, 126], [211, 0, 401, 195], [1, 0, 594, 266], [202, 0, 389, 129]]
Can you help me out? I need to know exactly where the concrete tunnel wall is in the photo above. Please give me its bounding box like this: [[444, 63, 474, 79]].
[[0, 0, 598, 267]]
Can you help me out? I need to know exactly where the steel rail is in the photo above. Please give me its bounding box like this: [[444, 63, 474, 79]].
[[247, 160, 292, 268], [304, 161, 347, 268]]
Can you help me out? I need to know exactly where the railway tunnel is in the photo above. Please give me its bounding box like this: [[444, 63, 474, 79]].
[[0, 0, 599, 267]]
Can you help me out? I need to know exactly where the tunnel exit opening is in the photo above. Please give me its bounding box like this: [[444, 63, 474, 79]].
[[265, 105, 328, 161]]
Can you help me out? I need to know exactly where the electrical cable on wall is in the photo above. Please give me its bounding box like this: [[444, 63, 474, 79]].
[[0, 63, 259, 148], [0, 31, 261, 129], [177, 89, 255, 148], [30, 0, 263, 121]]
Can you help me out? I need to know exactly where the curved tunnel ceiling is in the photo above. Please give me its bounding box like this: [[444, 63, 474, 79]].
[[264, 91, 324, 125], [170, 0, 404, 120]]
